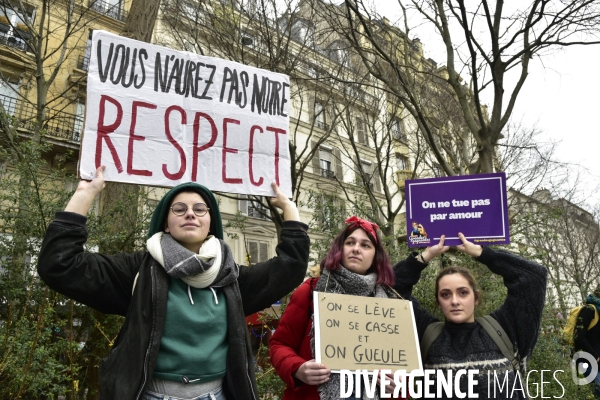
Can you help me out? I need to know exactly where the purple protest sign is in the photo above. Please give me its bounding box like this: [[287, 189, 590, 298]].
[[405, 173, 510, 248]]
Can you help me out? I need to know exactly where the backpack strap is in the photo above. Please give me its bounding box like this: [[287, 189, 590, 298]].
[[420, 316, 519, 372], [420, 321, 444, 363], [476, 315, 519, 372]]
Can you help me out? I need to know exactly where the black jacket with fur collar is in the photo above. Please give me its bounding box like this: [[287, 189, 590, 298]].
[[37, 211, 309, 400]]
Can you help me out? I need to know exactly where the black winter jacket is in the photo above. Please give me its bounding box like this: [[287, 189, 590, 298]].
[[393, 247, 548, 399], [574, 304, 600, 360], [37, 211, 310, 400]]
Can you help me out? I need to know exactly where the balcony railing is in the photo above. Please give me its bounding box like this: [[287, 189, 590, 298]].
[[246, 204, 269, 220], [316, 120, 330, 131], [0, 94, 83, 143], [89, 0, 127, 22], [396, 170, 412, 188], [320, 168, 335, 179], [0, 29, 29, 52]]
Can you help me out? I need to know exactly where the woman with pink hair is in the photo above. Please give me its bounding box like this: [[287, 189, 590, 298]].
[[269, 216, 409, 400]]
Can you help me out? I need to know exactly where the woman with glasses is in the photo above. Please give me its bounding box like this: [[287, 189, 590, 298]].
[[37, 166, 310, 400]]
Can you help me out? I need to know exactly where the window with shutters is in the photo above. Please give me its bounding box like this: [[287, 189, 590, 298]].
[[396, 154, 409, 171], [356, 117, 368, 145], [314, 101, 329, 131], [247, 240, 269, 265], [312, 142, 343, 180], [360, 161, 373, 190], [357, 159, 381, 193], [239, 195, 269, 219], [391, 118, 406, 141], [319, 148, 334, 179]]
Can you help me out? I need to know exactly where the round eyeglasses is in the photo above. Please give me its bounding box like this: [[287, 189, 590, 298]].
[[170, 202, 210, 217]]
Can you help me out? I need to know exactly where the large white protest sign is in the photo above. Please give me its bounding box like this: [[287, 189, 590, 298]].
[[80, 30, 292, 196]]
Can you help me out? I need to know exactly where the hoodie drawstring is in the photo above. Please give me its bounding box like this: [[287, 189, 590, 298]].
[[187, 285, 219, 305], [188, 284, 194, 305], [210, 287, 219, 305]]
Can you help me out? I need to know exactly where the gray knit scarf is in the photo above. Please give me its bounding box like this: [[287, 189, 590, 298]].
[[311, 267, 397, 400], [147, 232, 239, 289]]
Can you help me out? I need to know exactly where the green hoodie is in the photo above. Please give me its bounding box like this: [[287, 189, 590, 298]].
[[147, 182, 229, 385]]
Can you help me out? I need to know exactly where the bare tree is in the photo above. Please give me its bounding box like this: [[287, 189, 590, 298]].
[[157, 0, 440, 240], [158, 0, 350, 237], [329, 88, 414, 238], [513, 188, 600, 313], [0, 0, 104, 156], [338, 0, 600, 175], [122, 0, 161, 41]]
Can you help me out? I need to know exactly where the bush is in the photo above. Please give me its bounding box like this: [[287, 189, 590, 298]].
[[527, 306, 595, 399], [0, 140, 153, 399]]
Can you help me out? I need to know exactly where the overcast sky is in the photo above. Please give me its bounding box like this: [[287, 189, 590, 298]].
[[511, 46, 600, 208], [372, 2, 600, 209]]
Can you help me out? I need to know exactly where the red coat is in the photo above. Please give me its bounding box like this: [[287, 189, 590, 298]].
[[269, 278, 409, 400], [270, 278, 319, 400]]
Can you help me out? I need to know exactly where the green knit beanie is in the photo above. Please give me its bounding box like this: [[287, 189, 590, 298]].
[[147, 183, 223, 240]]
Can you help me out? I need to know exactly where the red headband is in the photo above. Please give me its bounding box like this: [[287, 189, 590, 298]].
[[345, 216, 379, 244]]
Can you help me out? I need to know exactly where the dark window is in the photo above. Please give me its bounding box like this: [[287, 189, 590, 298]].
[[291, 19, 314, 47], [314, 102, 329, 130], [356, 118, 368, 145], [239, 196, 269, 220], [319, 149, 334, 179], [327, 40, 348, 66], [391, 118, 406, 141], [247, 240, 268, 265], [396, 154, 408, 171]]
